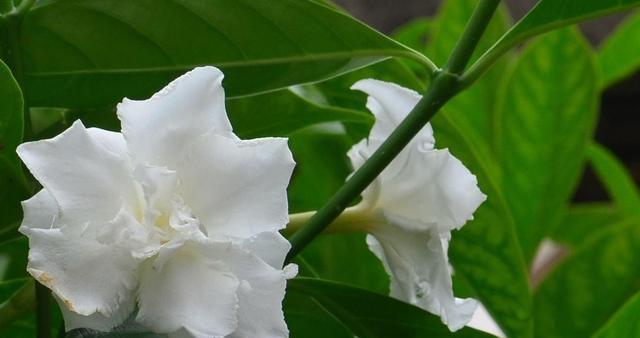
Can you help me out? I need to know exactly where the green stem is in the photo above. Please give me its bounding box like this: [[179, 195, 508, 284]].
[[285, 0, 501, 262], [285, 204, 375, 236]]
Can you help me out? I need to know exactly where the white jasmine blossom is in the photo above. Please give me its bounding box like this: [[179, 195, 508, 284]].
[[18, 66, 297, 338], [347, 79, 487, 331]]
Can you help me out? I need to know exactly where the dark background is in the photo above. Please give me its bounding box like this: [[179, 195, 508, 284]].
[[335, 0, 640, 202]]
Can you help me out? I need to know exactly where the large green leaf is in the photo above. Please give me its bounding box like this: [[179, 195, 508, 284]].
[[598, 11, 640, 88], [587, 143, 640, 219], [482, 0, 640, 65], [534, 220, 640, 338], [284, 289, 352, 338], [552, 203, 626, 247], [288, 278, 496, 338], [19, 0, 429, 108], [593, 291, 640, 338], [426, 0, 510, 145], [227, 89, 373, 139], [495, 28, 598, 261], [0, 59, 28, 232], [433, 112, 532, 338]]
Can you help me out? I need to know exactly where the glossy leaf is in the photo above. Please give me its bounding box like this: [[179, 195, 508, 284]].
[[19, 0, 429, 108], [227, 89, 373, 139], [485, 0, 640, 63], [598, 11, 640, 88], [0, 59, 28, 232], [426, 0, 510, 144], [433, 112, 532, 338], [552, 203, 626, 247], [534, 220, 640, 338], [593, 291, 640, 338], [284, 290, 352, 338], [288, 278, 496, 338], [495, 28, 598, 261], [587, 142, 640, 219]]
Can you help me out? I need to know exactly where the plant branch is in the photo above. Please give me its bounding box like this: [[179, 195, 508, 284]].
[[285, 0, 501, 263]]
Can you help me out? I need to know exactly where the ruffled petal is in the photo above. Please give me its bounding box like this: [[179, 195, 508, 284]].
[[178, 133, 295, 239], [239, 232, 291, 270], [20, 189, 58, 231], [351, 79, 434, 146], [55, 293, 135, 332], [367, 220, 477, 331], [17, 121, 140, 231], [21, 228, 138, 318], [136, 241, 240, 338], [117, 66, 233, 169], [376, 148, 486, 232], [222, 242, 293, 338]]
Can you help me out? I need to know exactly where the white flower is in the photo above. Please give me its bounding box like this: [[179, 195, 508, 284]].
[[347, 79, 486, 331], [18, 66, 297, 338]]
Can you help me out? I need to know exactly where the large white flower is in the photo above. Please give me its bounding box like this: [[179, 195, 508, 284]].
[[18, 66, 297, 338], [347, 79, 486, 331]]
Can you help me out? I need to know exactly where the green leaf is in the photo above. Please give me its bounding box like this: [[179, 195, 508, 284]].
[[486, 0, 640, 62], [0, 59, 28, 231], [284, 290, 352, 338], [433, 112, 532, 338], [391, 18, 430, 53], [593, 291, 640, 338], [227, 89, 373, 139], [0, 236, 28, 280], [534, 220, 640, 338], [19, 0, 430, 108], [288, 278, 496, 338], [495, 28, 598, 261], [0, 278, 34, 328], [552, 203, 627, 247], [598, 11, 640, 88], [426, 0, 511, 145], [587, 142, 640, 219]]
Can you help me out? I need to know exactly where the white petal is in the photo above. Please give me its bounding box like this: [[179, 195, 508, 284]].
[[221, 243, 292, 338], [367, 221, 477, 331], [136, 241, 240, 337], [23, 228, 138, 317], [20, 189, 58, 231], [240, 232, 291, 269], [178, 133, 295, 239], [55, 293, 135, 332], [376, 148, 486, 232], [86, 127, 128, 159], [17, 121, 140, 231], [351, 79, 434, 146], [117, 66, 234, 169], [467, 303, 506, 338]]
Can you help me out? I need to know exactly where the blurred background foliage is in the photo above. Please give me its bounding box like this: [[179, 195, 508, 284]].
[[1, 0, 640, 337]]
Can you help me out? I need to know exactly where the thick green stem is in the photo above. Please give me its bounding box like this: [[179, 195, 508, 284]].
[[285, 0, 501, 263]]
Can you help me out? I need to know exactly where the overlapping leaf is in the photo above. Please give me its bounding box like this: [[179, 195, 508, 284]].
[[495, 28, 598, 261], [19, 0, 429, 108]]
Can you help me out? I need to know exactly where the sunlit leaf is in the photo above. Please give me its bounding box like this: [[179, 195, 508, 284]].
[[495, 28, 598, 261], [587, 142, 640, 219], [535, 220, 640, 338], [598, 11, 640, 88]]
